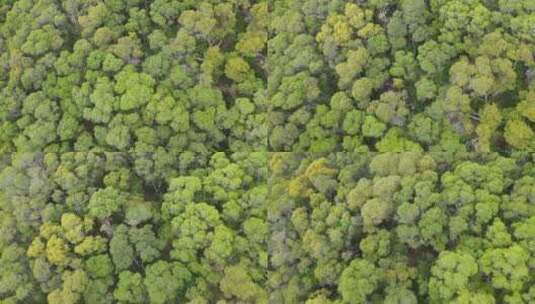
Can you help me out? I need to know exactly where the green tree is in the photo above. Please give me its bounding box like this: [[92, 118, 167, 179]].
[[143, 261, 191, 304], [480, 245, 529, 292], [428, 251, 478, 302], [219, 265, 268, 303], [87, 188, 126, 220], [114, 271, 146, 303], [338, 259, 381, 303]]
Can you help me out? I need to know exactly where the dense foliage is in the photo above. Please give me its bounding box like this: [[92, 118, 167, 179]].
[[269, 152, 535, 303], [269, 0, 535, 152], [0, 0, 535, 303], [1, 152, 268, 303], [0, 0, 267, 154]]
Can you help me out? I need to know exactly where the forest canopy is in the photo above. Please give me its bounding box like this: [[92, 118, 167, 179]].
[[0, 0, 535, 303], [269, 0, 535, 152], [269, 152, 535, 303]]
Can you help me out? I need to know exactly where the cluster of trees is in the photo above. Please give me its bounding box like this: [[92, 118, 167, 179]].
[[268, 0, 535, 152], [1, 0, 534, 154], [270, 152, 535, 303], [0, 152, 268, 303], [1, 0, 535, 303], [0, 0, 267, 154], [4, 151, 535, 303]]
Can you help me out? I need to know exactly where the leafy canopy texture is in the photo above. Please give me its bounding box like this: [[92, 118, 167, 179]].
[[1, 0, 535, 303]]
